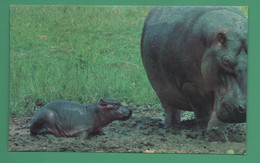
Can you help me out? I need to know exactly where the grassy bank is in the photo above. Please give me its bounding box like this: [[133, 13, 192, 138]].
[[10, 6, 156, 115]]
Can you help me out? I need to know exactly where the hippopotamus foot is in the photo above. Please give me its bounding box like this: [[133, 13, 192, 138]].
[[76, 130, 106, 140], [42, 134, 56, 142], [205, 119, 228, 142], [157, 120, 165, 128], [158, 105, 181, 129], [90, 130, 106, 136], [157, 120, 180, 130], [194, 120, 210, 131], [75, 131, 88, 140]]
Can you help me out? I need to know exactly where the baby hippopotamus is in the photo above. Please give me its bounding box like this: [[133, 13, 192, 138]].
[[30, 98, 132, 139]]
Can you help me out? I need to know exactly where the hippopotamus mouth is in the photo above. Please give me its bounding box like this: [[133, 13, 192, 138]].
[[215, 74, 247, 123], [120, 109, 132, 121], [216, 101, 246, 123]]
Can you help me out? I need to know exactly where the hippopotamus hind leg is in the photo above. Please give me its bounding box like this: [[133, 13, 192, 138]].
[[158, 100, 181, 128], [75, 131, 88, 140], [182, 83, 212, 129], [91, 130, 105, 136], [30, 119, 48, 136], [30, 118, 53, 136], [76, 130, 105, 140], [30, 109, 56, 136], [207, 97, 226, 130]]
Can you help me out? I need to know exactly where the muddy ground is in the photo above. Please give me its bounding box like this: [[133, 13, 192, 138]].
[[9, 104, 246, 154]]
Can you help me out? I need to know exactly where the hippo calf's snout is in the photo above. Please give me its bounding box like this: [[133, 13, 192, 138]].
[[118, 106, 132, 120], [98, 98, 132, 121]]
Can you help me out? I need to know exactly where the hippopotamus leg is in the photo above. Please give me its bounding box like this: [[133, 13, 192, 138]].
[[207, 111, 226, 129], [182, 83, 212, 129], [207, 96, 226, 129], [159, 103, 180, 128], [75, 130, 105, 140], [30, 109, 56, 136], [75, 131, 88, 140], [91, 130, 105, 135]]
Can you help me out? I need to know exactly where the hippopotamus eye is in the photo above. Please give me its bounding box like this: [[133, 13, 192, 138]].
[[113, 103, 120, 109], [222, 56, 234, 66], [222, 56, 235, 72]]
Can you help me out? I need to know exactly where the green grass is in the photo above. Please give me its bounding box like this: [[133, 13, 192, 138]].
[[10, 6, 157, 115], [10, 6, 248, 115]]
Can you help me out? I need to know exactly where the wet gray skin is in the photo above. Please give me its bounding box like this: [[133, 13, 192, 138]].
[[141, 6, 247, 129], [30, 98, 132, 139]]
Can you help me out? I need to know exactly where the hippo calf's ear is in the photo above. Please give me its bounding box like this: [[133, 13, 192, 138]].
[[100, 99, 107, 105], [216, 32, 227, 45]]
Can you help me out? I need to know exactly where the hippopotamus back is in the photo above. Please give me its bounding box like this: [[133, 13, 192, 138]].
[[30, 100, 92, 137]]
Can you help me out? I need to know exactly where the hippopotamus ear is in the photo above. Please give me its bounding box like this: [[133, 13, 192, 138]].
[[100, 99, 107, 105], [216, 32, 227, 45]]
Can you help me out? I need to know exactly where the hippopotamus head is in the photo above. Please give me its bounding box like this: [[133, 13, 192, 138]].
[[201, 13, 247, 123], [99, 98, 132, 121]]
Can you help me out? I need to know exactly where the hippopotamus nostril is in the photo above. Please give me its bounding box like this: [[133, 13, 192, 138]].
[[121, 109, 132, 120], [238, 106, 246, 113], [225, 106, 234, 114]]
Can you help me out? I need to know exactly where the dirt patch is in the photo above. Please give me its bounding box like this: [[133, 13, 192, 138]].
[[9, 105, 246, 154]]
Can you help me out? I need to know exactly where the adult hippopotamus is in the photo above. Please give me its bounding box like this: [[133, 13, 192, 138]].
[[141, 7, 247, 129], [30, 98, 132, 139]]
